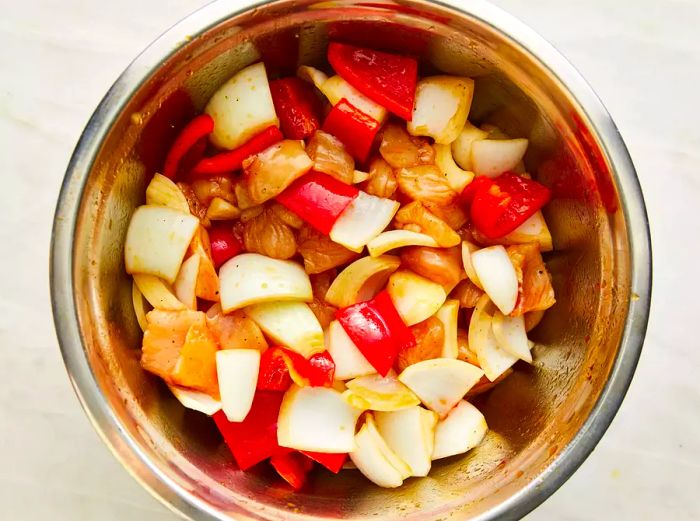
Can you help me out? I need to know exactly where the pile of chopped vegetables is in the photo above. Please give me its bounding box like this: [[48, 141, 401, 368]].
[[125, 42, 555, 490]]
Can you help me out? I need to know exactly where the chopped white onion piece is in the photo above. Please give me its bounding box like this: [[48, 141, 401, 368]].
[[325, 255, 401, 308], [350, 414, 411, 487], [125, 205, 199, 283], [492, 312, 532, 363], [387, 270, 447, 326], [398, 358, 484, 418], [461, 240, 483, 290], [501, 211, 553, 252], [173, 254, 200, 310], [434, 143, 474, 193], [278, 386, 361, 453], [471, 138, 528, 178], [322, 75, 388, 123], [168, 385, 222, 416], [432, 400, 488, 460], [131, 281, 150, 332], [145, 173, 190, 213], [435, 300, 460, 358], [326, 320, 376, 380], [216, 349, 260, 422], [132, 273, 185, 311], [470, 245, 518, 315], [219, 253, 312, 312], [330, 192, 400, 253], [468, 294, 518, 381], [407, 76, 474, 144], [344, 373, 420, 411], [245, 301, 324, 358], [451, 122, 489, 171], [205, 62, 279, 150], [366, 230, 439, 257], [375, 406, 438, 477]]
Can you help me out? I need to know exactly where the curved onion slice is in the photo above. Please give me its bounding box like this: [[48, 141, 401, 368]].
[[468, 294, 518, 381], [432, 400, 488, 460], [145, 173, 190, 213], [434, 143, 474, 193], [326, 320, 376, 380], [435, 300, 459, 358], [398, 358, 484, 418], [133, 274, 186, 311], [375, 406, 438, 477], [471, 138, 528, 178], [330, 192, 400, 253], [366, 230, 439, 257], [350, 414, 411, 488], [492, 312, 532, 363], [344, 373, 420, 411], [278, 386, 361, 453], [387, 270, 447, 326], [125, 205, 199, 283], [131, 280, 150, 332], [205, 62, 279, 150], [219, 253, 312, 312], [168, 385, 222, 416], [206, 197, 241, 221], [173, 254, 200, 310], [500, 211, 553, 252], [246, 301, 324, 358], [322, 75, 388, 123], [297, 65, 329, 89], [216, 349, 260, 422], [451, 122, 488, 170], [325, 255, 401, 308], [353, 169, 370, 184], [470, 246, 518, 315], [461, 240, 483, 290], [407, 76, 474, 144]]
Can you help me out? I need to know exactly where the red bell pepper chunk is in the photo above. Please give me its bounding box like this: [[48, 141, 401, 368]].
[[301, 451, 347, 474], [470, 172, 551, 239], [270, 451, 314, 491], [213, 391, 284, 470], [336, 290, 415, 376], [257, 348, 293, 391], [322, 98, 380, 163], [192, 125, 283, 175], [269, 77, 321, 140], [163, 114, 214, 179], [276, 171, 359, 235], [459, 176, 495, 208], [208, 224, 243, 269], [327, 42, 418, 121]]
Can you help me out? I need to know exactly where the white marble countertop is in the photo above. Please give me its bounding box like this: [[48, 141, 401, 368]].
[[1, 0, 696, 519]]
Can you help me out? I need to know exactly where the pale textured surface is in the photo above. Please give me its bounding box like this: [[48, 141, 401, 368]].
[[0, 0, 696, 519]]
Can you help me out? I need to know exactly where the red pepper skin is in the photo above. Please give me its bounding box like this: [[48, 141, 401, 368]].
[[336, 290, 415, 376], [276, 171, 359, 235], [208, 224, 243, 269], [257, 348, 293, 391], [269, 77, 321, 140], [470, 172, 551, 239], [213, 391, 284, 470], [322, 98, 380, 163], [327, 43, 418, 121], [281, 349, 336, 387], [270, 451, 314, 490], [459, 176, 495, 208], [192, 126, 283, 175], [163, 114, 214, 179], [300, 451, 347, 474]]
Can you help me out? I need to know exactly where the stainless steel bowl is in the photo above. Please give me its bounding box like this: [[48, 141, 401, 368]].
[[50, 1, 651, 519]]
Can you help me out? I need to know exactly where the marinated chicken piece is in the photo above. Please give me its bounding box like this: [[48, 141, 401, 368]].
[[308, 270, 338, 329], [307, 130, 355, 184], [456, 328, 479, 366], [206, 303, 268, 351], [178, 182, 210, 227], [524, 310, 545, 332], [507, 243, 556, 316], [297, 225, 360, 274], [450, 279, 484, 309], [424, 201, 469, 231], [243, 206, 297, 259], [243, 140, 313, 204], [191, 175, 236, 206], [379, 121, 435, 168], [396, 165, 457, 205], [400, 245, 465, 290], [396, 316, 445, 372], [362, 155, 398, 199], [394, 201, 461, 247], [271, 202, 304, 229]]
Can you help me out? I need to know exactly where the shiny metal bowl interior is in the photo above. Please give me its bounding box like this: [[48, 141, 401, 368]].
[[51, 0, 651, 519]]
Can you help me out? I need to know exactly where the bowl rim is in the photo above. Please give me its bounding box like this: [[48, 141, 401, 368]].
[[50, 0, 652, 519]]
